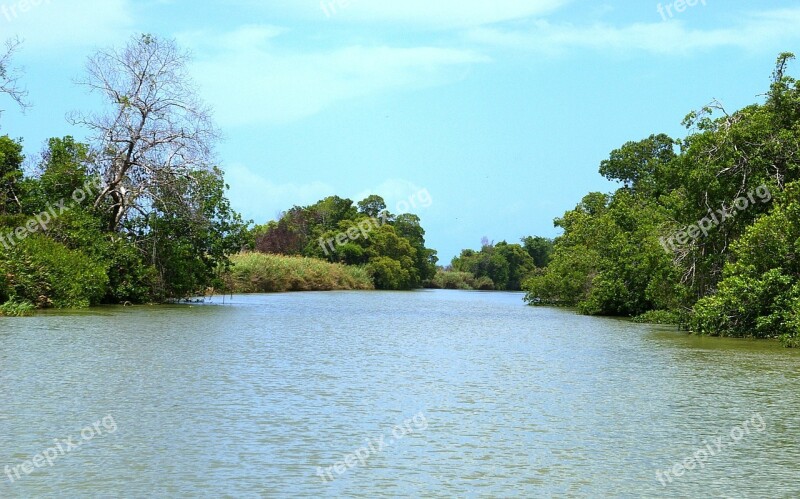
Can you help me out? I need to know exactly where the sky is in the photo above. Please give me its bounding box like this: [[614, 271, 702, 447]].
[[1, 0, 799, 261]]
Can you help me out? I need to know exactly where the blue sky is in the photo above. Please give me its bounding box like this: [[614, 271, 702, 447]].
[[2, 0, 799, 261]]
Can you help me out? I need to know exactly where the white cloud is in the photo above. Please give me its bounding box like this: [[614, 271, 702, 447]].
[[0, 0, 133, 52], [242, 0, 570, 29], [467, 7, 800, 56], [224, 166, 433, 223], [315, 0, 570, 28], [224, 163, 336, 222], [183, 25, 489, 126]]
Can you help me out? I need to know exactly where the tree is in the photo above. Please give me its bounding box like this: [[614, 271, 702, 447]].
[[310, 196, 359, 231], [0, 135, 24, 214], [599, 134, 677, 196], [689, 181, 800, 345], [357, 195, 387, 218], [523, 191, 683, 315], [71, 34, 218, 232], [35, 137, 92, 201], [524, 53, 799, 322], [255, 194, 437, 290], [362, 224, 418, 288], [144, 167, 249, 299], [393, 213, 438, 283], [495, 242, 535, 290], [522, 236, 554, 268], [0, 37, 29, 114], [450, 241, 533, 291]]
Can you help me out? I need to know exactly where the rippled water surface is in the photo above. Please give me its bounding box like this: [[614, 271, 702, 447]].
[[1, 290, 799, 497]]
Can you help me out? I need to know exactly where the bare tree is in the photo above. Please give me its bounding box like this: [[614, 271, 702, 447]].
[[0, 37, 30, 113], [70, 33, 219, 231]]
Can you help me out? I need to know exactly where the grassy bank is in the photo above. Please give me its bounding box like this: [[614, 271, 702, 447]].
[[223, 253, 374, 293]]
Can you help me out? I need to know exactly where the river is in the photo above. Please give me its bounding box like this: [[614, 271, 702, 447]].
[[1, 290, 798, 497]]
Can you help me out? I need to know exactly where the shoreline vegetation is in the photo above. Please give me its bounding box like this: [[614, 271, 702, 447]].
[[222, 253, 374, 294], [520, 53, 800, 347], [2, 36, 799, 347]]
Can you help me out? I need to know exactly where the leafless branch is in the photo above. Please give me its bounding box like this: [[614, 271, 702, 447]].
[[70, 34, 219, 231], [0, 37, 30, 114]]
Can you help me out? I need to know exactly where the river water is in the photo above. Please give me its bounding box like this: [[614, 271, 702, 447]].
[[1, 290, 798, 497]]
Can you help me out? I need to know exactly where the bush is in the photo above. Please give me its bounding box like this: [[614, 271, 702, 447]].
[[0, 235, 109, 308], [224, 253, 374, 293], [366, 256, 412, 290], [686, 184, 800, 346], [103, 240, 158, 304], [426, 270, 475, 290], [0, 301, 35, 317], [474, 276, 496, 290], [424, 270, 496, 290], [689, 271, 800, 341]]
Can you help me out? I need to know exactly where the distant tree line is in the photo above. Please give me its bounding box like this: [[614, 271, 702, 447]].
[[251, 194, 438, 290], [428, 237, 554, 291]]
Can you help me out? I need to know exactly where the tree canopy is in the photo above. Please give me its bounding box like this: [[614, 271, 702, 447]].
[[523, 53, 800, 346], [253, 195, 437, 290], [0, 34, 247, 312]]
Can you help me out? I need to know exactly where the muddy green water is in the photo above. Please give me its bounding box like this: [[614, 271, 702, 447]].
[[1, 290, 798, 497]]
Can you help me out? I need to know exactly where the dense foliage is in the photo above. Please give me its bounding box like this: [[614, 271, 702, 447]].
[[0, 35, 248, 313], [523, 53, 800, 345], [252, 195, 437, 290], [689, 183, 800, 345], [425, 270, 495, 291], [0, 134, 246, 311], [427, 237, 553, 291], [446, 239, 551, 291]]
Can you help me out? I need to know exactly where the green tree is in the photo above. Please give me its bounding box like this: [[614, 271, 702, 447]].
[[524, 191, 684, 316], [689, 181, 800, 345], [495, 242, 536, 291], [451, 241, 534, 291], [0, 234, 108, 308], [0, 135, 23, 215], [143, 167, 249, 299], [521, 236, 554, 268], [393, 213, 437, 284], [256, 194, 436, 290], [599, 133, 677, 196], [357, 195, 387, 218], [362, 224, 418, 289]]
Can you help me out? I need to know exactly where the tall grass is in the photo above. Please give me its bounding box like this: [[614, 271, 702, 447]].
[[224, 253, 374, 293], [0, 301, 36, 317]]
